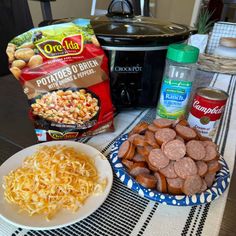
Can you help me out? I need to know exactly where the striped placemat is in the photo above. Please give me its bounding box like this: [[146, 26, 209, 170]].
[[0, 73, 235, 236]]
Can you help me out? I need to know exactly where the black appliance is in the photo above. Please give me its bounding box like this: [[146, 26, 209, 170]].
[[91, 0, 196, 108]]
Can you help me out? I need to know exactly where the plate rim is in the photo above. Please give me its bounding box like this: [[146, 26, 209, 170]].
[[110, 133, 230, 206], [0, 140, 113, 230]]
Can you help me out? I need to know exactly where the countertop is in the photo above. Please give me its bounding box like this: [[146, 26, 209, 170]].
[[0, 72, 235, 236]]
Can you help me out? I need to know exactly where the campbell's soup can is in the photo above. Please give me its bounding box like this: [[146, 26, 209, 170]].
[[188, 87, 228, 138]]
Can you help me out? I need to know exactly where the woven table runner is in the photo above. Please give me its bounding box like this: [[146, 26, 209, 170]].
[[0, 73, 235, 236]]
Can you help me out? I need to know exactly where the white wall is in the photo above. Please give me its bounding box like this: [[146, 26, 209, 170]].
[[155, 0, 197, 25]]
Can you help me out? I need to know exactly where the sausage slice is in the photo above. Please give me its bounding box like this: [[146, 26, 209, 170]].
[[196, 161, 208, 177], [167, 177, 184, 195], [136, 173, 157, 189], [159, 161, 178, 179], [118, 140, 130, 158], [182, 175, 202, 196], [175, 124, 197, 141], [162, 139, 186, 161], [203, 145, 217, 162], [133, 153, 146, 162], [204, 172, 216, 188], [155, 128, 176, 145], [207, 159, 221, 173], [154, 172, 167, 193], [130, 164, 150, 177], [129, 121, 149, 136], [148, 124, 159, 132], [133, 135, 148, 147], [186, 140, 206, 160], [153, 118, 173, 128], [145, 130, 159, 148], [148, 149, 170, 170], [174, 157, 198, 179], [122, 159, 134, 170]]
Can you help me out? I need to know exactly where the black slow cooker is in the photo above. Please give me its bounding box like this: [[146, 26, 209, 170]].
[[91, 0, 196, 108]]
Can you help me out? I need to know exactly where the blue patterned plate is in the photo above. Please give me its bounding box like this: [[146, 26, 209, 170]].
[[110, 134, 230, 206]]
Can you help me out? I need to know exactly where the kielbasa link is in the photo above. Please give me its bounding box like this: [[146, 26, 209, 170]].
[[153, 118, 173, 128], [175, 124, 197, 141], [154, 172, 167, 193], [118, 140, 130, 158], [159, 161, 178, 179], [203, 145, 217, 162], [174, 157, 198, 179], [155, 128, 176, 145], [136, 173, 157, 189], [167, 177, 184, 195], [182, 175, 202, 196], [196, 161, 208, 177], [148, 149, 170, 170], [186, 140, 206, 161], [162, 139, 186, 161]]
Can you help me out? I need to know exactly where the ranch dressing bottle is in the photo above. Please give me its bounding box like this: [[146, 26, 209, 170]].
[[156, 44, 199, 119]]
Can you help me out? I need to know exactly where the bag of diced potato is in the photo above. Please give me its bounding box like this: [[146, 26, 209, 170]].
[[7, 19, 114, 141]]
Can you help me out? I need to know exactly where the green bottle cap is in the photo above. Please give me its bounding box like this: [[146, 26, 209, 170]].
[[167, 44, 199, 63]]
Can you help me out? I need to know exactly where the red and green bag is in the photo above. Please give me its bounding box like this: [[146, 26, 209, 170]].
[[7, 18, 114, 141]]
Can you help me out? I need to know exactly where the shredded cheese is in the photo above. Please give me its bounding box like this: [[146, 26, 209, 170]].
[[3, 145, 107, 220]]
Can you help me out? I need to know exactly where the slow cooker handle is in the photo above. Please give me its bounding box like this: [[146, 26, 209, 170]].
[[107, 0, 134, 18]]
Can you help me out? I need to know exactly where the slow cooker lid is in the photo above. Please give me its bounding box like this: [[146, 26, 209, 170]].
[[91, 0, 193, 38]]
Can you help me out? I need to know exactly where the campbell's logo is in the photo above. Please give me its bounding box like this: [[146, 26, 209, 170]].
[[193, 100, 225, 115], [36, 34, 83, 58]]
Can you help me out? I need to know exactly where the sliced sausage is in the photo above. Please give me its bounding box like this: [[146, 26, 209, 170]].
[[125, 142, 136, 160], [145, 130, 159, 148], [199, 179, 208, 193], [148, 124, 159, 132], [153, 118, 173, 128], [162, 139, 186, 161], [137, 146, 149, 157], [204, 172, 216, 188], [118, 140, 130, 158], [130, 165, 150, 177], [147, 160, 159, 172], [122, 159, 134, 170], [203, 145, 217, 162], [174, 157, 198, 179], [155, 128, 176, 145], [148, 149, 170, 170], [196, 161, 208, 177], [128, 133, 139, 143], [186, 140, 206, 161], [136, 173, 157, 189], [172, 116, 189, 128], [159, 161, 178, 179], [133, 153, 146, 162], [182, 175, 203, 196], [129, 121, 149, 136], [133, 135, 148, 147], [175, 135, 185, 143], [167, 177, 184, 195], [207, 159, 221, 173], [154, 172, 167, 193], [201, 140, 218, 149], [175, 124, 197, 141]]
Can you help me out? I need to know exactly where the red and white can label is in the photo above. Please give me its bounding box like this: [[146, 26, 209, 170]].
[[188, 94, 227, 138]]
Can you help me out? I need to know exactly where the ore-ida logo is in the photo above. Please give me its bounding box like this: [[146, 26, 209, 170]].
[[36, 34, 83, 58]]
